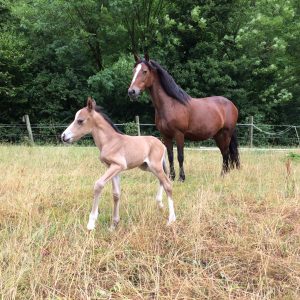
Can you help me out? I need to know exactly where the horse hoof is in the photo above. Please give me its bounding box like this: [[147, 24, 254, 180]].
[[178, 177, 185, 182], [169, 172, 176, 181]]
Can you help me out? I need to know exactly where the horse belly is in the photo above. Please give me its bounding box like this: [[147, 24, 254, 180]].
[[185, 131, 212, 141], [186, 100, 226, 140]]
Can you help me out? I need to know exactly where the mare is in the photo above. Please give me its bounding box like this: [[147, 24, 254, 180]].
[[128, 54, 240, 181], [61, 97, 176, 231]]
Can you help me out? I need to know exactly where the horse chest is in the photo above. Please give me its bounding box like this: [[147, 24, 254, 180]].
[[156, 117, 173, 135]]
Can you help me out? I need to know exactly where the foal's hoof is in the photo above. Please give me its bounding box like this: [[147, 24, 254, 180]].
[[108, 225, 116, 232], [109, 221, 119, 232], [167, 215, 176, 226], [87, 222, 95, 231], [157, 202, 164, 210]]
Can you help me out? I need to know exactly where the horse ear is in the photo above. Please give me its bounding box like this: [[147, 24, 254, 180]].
[[87, 96, 96, 112], [144, 52, 150, 62], [134, 53, 140, 62]]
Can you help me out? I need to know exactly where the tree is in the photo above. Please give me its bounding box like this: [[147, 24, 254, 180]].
[[0, 1, 30, 122]]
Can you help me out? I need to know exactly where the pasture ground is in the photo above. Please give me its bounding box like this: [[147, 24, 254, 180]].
[[0, 145, 299, 299]]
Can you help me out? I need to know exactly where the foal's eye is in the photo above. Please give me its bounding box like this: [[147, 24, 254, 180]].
[[143, 70, 147, 74], [77, 119, 84, 125]]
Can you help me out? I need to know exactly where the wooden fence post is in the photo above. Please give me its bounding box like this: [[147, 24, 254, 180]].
[[294, 126, 300, 147], [135, 115, 141, 136], [249, 116, 253, 148], [23, 114, 34, 144]]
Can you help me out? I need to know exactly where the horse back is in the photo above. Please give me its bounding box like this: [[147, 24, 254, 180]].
[[185, 96, 238, 140]]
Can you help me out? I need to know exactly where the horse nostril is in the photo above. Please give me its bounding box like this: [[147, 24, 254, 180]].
[[128, 89, 135, 96]]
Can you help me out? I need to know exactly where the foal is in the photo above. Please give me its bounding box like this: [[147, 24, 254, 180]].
[[61, 97, 176, 230]]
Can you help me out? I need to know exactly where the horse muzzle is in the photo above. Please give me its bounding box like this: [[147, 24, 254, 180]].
[[128, 88, 140, 101]]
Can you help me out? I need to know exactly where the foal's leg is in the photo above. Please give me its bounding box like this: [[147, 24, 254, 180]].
[[110, 175, 121, 231], [160, 173, 176, 225], [150, 164, 176, 225], [87, 164, 123, 230], [175, 133, 185, 182], [163, 137, 175, 181], [156, 184, 164, 209]]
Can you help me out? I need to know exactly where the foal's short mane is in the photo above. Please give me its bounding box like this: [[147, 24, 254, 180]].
[[135, 59, 191, 105], [95, 106, 123, 134]]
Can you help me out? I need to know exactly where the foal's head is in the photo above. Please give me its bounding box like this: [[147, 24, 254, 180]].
[[61, 97, 96, 143], [128, 53, 155, 100]]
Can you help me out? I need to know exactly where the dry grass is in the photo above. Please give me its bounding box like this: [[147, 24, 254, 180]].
[[0, 145, 299, 299]]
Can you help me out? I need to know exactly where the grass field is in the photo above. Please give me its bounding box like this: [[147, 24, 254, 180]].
[[0, 145, 299, 299]]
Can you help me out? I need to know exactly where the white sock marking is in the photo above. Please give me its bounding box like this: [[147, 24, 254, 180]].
[[167, 197, 176, 225]]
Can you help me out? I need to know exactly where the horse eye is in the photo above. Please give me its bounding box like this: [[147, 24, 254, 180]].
[[143, 70, 147, 74], [77, 119, 84, 125]]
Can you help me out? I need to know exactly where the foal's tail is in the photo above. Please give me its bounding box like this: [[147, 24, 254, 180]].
[[229, 129, 240, 169]]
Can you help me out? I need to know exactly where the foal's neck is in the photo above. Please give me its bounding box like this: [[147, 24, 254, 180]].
[[91, 114, 120, 150]]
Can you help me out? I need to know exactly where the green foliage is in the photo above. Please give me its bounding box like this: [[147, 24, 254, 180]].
[[88, 55, 152, 122], [0, 0, 299, 129], [123, 121, 138, 135], [287, 152, 300, 162]]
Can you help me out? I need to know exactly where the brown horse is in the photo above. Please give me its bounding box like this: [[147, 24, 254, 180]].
[[128, 54, 240, 181], [61, 97, 176, 230]]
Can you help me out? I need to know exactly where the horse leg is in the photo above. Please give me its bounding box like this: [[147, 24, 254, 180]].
[[175, 133, 185, 182], [109, 175, 121, 231], [87, 164, 123, 230], [163, 137, 175, 180], [214, 129, 231, 176]]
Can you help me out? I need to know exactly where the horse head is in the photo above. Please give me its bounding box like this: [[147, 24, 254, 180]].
[[128, 53, 154, 100]]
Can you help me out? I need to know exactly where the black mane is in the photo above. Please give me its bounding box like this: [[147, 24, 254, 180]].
[[135, 59, 191, 105], [95, 106, 123, 134]]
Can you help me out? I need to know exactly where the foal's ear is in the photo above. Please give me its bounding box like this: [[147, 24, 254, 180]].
[[144, 52, 150, 62], [87, 96, 96, 112], [134, 53, 140, 62]]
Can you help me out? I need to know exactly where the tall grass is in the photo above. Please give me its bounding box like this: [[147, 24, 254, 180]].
[[0, 145, 299, 299]]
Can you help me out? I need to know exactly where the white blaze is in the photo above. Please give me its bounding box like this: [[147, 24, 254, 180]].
[[130, 63, 142, 87], [62, 110, 80, 141]]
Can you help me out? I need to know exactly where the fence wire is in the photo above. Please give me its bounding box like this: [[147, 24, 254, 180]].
[[0, 122, 299, 147]]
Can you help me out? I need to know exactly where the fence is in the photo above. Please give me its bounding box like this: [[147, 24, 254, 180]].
[[0, 115, 299, 147]]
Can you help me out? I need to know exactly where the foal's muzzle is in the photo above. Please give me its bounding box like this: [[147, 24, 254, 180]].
[[61, 132, 72, 144]]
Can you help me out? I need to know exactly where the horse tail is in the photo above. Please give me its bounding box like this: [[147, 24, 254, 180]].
[[229, 128, 240, 169]]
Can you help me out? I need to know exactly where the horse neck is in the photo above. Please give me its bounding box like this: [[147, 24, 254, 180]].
[[148, 74, 173, 114], [91, 114, 119, 149]]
